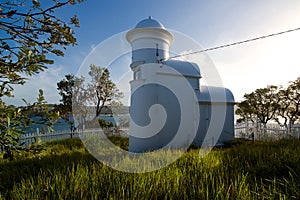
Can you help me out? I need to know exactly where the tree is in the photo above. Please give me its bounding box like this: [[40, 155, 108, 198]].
[[86, 64, 123, 118], [0, 0, 82, 98], [72, 76, 89, 129], [275, 77, 300, 133], [56, 74, 89, 130], [56, 66, 123, 130], [55, 74, 76, 132], [1, 89, 59, 160], [57, 74, 75, 113], [235, 100, 257, 124], [0, 0, 82, 159], [98, 118, 114, 134], [58, 65, 123, 130], [287, 77, 300, 123], [0, 102, 22, 160], [236, 85, 280, 128], [22, 89, 60, 133]]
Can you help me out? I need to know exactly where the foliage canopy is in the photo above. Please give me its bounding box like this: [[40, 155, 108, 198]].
[[0, 0, 83, 98], [0, 0, 83, 159], [236, 77, 300, 131]]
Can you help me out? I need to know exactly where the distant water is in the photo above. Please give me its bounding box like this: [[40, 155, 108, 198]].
[[24, 118, 71, 134], [24, 114, 130, 134]]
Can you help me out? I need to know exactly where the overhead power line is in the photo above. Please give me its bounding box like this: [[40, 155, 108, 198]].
[[162, 26, 300, 61]]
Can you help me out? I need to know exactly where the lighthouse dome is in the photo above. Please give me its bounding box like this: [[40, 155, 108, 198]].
[[126, 17, 174, 64], [135, 16, 165, 29]]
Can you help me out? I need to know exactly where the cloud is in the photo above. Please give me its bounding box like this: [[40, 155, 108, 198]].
[[3, 66, 65, 106]]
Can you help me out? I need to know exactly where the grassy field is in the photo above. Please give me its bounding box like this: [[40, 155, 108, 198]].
[[0, 137, 300, 199]]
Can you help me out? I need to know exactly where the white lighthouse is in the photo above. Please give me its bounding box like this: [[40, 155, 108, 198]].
[[126, 17, 235, 153], [126, 16, 173, 66]]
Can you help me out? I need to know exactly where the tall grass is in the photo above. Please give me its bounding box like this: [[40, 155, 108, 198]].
[[0, 137, 299, 199]]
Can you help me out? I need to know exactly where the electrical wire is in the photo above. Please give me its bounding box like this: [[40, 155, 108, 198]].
[[161, 27, 300, 61]]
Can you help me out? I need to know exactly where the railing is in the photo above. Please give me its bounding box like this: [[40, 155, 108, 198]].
[[19, 131, 80, 147], [15, 123, 300, 148], [19, 127, 130, 147], [235, 122, 300, 141]]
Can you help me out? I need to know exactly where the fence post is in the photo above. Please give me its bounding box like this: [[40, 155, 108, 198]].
[[255, 119, 259, 140], [246, 118, 249, 136], [35, 128, 41, 144], [287, 120, 291, 135]]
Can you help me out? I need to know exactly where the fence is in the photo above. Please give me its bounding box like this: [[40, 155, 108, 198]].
[[19, 130, 80, 147], [15, 123, 300, 148], [19, 127, 129, 147], [235, 122, 300, 141]]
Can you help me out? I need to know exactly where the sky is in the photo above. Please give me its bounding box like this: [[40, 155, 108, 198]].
[[3, 0, 300, 106]]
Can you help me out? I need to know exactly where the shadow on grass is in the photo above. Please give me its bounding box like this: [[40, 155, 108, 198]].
[[1, 137, 300, 199], [0, 151, 96, 195], [0, 136, 129, 197]]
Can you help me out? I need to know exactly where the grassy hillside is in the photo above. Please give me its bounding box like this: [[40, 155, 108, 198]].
[[0, 137, 299, 199]]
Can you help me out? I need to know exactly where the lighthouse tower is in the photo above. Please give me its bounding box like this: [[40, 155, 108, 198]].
[[126, 17, 200, 153], [126, 16, 173, 69], [126, 17, 235, 153]]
